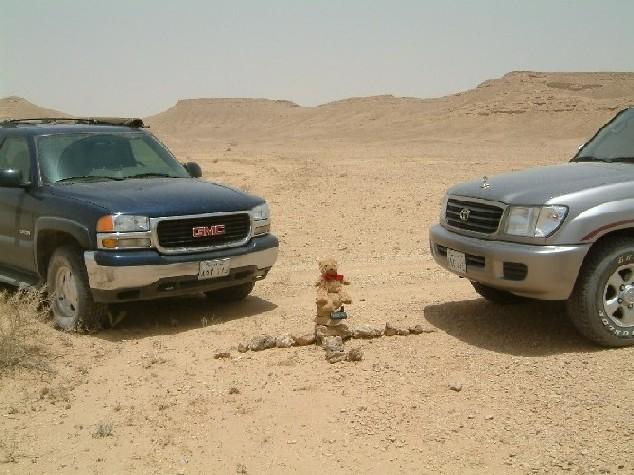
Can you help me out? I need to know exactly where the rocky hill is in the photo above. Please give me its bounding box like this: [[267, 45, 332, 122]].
[[4, 72, 634, 145], [0, 96, 68, 120], [145, 72, 634, 145]]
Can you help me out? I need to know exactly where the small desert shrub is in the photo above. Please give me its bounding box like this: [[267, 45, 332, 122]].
[[0, 287, 46, 370], [92, 421, 113, 438]]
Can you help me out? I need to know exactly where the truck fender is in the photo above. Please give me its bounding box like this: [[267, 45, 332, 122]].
[[34, 217, 92, 275], [555, 198, 634, 244]]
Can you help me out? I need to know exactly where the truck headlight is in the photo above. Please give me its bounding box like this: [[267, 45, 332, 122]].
[[439, 194, 449, 223], [504, 205, 567, 237], [250, 203, 271, 236], [97, 214, 150, 233], [97, 214, 153, 250], [100, 237, 153, 249]]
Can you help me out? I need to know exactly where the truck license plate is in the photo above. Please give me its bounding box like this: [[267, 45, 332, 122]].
[[198, 259, 231, 280], [447, 249, 467, 274]]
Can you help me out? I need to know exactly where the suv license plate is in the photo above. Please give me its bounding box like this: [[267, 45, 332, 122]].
[[447, 249, 467, 274], [198, 259, 231, 280]]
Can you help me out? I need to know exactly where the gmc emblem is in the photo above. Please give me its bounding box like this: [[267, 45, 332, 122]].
[[192, 224, 226, 238]]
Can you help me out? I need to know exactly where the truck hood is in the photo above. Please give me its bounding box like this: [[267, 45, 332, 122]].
[[448, 162, 634, 204], [46, 178, 263, 217]]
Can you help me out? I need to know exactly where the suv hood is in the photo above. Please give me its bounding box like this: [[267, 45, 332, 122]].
[[46, 178, 263, 217], [448, 162, 634, 204]]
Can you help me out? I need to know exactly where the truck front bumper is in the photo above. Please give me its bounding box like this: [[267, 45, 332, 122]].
[[84, 234, 279, 303], [429, 225, 590, 300]]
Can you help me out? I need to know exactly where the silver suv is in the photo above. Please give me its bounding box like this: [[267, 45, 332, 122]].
[[430, 107, 634, 347]]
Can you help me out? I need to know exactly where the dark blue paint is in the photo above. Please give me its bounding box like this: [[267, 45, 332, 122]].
[[0, 122, 271, 279]]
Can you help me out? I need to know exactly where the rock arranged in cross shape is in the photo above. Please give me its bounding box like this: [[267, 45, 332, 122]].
[[247, 335, 276, 352], [234, 321, 434, 364]]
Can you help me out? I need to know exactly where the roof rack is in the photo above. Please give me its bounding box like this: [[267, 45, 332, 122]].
[[0, 117, 145, 128]]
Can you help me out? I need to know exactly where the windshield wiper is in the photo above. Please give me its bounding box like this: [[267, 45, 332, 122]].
[[56, 175, 124, 183], [127, 172, 178, 179], [573, 156, 634, 164], [572, 156, 608, 163], [605, 157, 634, 163]]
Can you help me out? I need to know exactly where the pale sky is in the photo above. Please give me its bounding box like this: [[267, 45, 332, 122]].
[[2, 0, 633, 117]]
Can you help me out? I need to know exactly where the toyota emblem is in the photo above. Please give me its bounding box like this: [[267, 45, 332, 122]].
[[459, 208, 471, 222]]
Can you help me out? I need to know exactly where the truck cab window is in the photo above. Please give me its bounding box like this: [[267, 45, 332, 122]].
[[0, 136, 30, 181]]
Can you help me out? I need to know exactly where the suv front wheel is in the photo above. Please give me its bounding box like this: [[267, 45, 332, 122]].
[[567, 237, 634, 347], [47, 246, 107, 331]]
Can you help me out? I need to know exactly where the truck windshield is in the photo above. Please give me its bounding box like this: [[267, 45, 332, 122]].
[[574, 108, 634, 163], [36, 132, 191, 183]]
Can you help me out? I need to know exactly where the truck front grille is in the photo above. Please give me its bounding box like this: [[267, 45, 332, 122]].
[[157, 213, 251, 250], [445, 198, 504, 234]]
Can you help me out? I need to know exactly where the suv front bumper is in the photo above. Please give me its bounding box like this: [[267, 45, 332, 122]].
[[85, 234, 278, 302], [429, 224, 590, 300]]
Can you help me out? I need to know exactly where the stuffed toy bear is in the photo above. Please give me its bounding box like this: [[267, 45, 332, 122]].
[[315, 258, 352, 312]]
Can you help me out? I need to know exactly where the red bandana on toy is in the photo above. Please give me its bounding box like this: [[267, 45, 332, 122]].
[[322, 273, 344, 282]]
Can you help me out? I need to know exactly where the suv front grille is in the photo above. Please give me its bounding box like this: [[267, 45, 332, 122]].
[[157, 213, 251, 250], [446, 198, 504, 234]]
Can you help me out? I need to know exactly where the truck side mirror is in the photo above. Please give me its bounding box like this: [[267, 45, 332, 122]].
[[184, 162, 203, 178], [0, 169, 24, 188]]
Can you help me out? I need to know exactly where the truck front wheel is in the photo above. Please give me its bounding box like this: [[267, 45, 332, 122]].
[[567, 237, 634, 347], [47, 246, 107, 331]]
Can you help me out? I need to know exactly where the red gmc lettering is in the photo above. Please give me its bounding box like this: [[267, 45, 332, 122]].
[[192, 225, 226, 237]]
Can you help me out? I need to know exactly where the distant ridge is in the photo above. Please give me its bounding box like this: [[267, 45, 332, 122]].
[[174, 98, 300, 107], [146, 71, 634, 144], [0, 96, 69, 120], [4, 71, 634, 144]]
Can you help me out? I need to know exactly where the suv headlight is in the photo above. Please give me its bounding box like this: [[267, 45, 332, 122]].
[[439, 194, 449, 223], [504, 205, 567, 237], [96, 214, 152, 249], [97, 214, 150, 233], [250, 203, 271, 236]]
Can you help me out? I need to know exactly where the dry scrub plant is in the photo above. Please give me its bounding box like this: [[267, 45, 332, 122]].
[[0, 287, 46, 370]]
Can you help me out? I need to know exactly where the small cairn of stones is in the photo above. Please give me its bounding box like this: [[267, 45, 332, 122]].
[[234, 258, 432, 364]]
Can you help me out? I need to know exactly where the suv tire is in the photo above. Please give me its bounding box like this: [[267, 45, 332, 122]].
[[47, 246, 107, 331], [567, 237, 634, 347], [471, 281, 527, 304], [205, 282, 255, 302]]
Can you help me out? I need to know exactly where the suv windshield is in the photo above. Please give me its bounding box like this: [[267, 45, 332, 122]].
[[574, 108, 634, 163], [36, 132, 190, 183]]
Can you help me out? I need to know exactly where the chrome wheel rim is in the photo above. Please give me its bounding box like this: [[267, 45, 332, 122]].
[[54, 265, 79, 319], [603, 264, 634, 328]]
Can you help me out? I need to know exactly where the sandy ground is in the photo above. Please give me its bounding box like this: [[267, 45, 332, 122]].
[[1, 72, 634, 473], [1, 138, 633, 475]]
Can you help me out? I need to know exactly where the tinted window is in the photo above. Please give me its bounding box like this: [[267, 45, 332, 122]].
[[0, 136, 31, 182], [578, 109, 634, 160], [36, 132, 190, 183]]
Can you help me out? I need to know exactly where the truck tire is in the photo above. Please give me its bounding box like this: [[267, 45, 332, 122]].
[[205, 281, 255, 302], [471, 281, 527, 304], [567, 237, 634, 347], [47, 246, 107, 331]]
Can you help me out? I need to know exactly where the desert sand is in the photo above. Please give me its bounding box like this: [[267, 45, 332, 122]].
[[1, 72, 634, 474]]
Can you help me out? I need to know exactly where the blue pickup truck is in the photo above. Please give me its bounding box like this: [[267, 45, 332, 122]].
[[0, 118, 278, 330]]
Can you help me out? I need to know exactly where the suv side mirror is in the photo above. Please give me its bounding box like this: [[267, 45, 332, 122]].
[[0, 169, 24, 188], [184, 162, 203, 178]]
